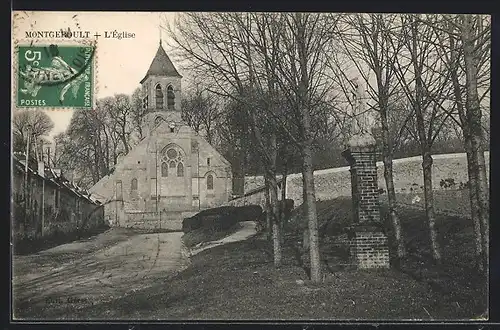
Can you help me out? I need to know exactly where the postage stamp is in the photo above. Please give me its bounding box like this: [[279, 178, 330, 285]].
[[13, 39, 97, 110]]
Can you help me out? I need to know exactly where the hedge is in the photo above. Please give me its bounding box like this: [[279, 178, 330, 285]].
[[182, 205, 263, 233]]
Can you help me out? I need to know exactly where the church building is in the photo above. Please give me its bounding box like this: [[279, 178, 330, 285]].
[[90, 42, 232, 226]]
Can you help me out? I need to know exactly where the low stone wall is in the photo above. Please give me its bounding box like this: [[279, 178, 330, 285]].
[[284, 152, 490, 207], [226, 184, 284, 209], [234, 152, 490, 211], [122, 211, 183, 231], [227, 189, 267, 208]]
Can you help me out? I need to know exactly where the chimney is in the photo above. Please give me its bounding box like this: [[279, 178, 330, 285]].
[[38, 161, 45, 178]]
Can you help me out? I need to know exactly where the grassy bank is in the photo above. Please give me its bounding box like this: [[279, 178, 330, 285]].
[[182, 223, 243, 248], [66, 196, 486, 320]]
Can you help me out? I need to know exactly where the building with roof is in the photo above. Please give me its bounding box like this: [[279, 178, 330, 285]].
[[89, 42, 232, 227], [12, 152, 104, 243]]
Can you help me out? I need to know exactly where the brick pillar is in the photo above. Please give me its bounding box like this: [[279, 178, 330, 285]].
[[342, 136, 390, 269]]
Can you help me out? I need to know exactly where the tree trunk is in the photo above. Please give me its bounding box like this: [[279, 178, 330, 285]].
[[380, 106, 405, 261], [422, 152, 441, 264], [264, 174, 272, 241], [449, 57, 484, 269], [268, 171, 282, 267], [268, 133, 282, 267], [464, 139, 484, 270], [302, 178, 309, 252], [280, 169, 288, 245], [474, 144, 489, 269], [462, 14, 489, 270], [302, 141, 321, 282]]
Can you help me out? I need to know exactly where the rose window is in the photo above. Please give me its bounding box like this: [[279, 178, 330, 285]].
[[161, 145, 184, 177]]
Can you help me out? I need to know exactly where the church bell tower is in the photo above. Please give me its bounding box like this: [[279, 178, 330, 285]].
[[140, 40, 183, 136]]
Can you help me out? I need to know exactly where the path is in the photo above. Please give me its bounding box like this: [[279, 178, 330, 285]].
[[189, 220, 257, 256], [12, 228, 190, 320]]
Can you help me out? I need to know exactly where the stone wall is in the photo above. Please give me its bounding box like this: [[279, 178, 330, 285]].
[[226, 183, 284, 209], [121, 210, 187, 231], [232, 152, 490, 210], [284, 152, 490, 207]]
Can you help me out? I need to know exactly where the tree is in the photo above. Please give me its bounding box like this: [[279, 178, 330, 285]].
[[130, 87, 148, 141], [12, 109, 54, 153], [429, 14, 490, 270], [54, 91, 150, 189], [270, 12, 340, 281], [167, 12, 285, 266], [391, 14, 461, 264], [181, 85, 223, 145], [168, 12, 343, 281]]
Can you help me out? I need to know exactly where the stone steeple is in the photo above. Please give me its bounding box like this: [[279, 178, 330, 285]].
[[140, 42, 182, 84], [140, 41, 183, 135]]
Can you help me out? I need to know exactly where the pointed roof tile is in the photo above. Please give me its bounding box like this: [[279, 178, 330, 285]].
[[140, 44, 182, 84]]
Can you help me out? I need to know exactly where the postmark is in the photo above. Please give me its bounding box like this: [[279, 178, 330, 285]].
[[13, 38, 98, 110]]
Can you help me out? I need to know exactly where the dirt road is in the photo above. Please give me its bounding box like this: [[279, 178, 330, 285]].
[[12, 228, 190, 320]]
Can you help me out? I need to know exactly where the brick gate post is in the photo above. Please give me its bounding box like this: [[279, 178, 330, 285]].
[[342, 134, 390, 269]]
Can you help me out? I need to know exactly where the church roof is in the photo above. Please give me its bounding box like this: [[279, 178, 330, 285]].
[[140, 43, 182, 84]]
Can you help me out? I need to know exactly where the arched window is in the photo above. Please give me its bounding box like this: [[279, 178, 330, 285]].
[[207, 174, 214, 190], [177, 163, 184, 177], [161, 162, 168, 177], [155, 84, 163, 109], [131, 178, 138, 190], [169, 161, 176, 169], [167, 85, 175, 110]]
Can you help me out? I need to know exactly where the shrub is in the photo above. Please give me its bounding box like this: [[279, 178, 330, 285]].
[[440, 178, 456, 189], [182, 216, 203, 233], [232, 205, 263, 222], [199, 213, 238, 232], [183, 204, 268, 233], [182, 206, 238, 233]]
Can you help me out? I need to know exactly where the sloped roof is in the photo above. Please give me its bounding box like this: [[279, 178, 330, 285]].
[[140, 43, 182, 84]]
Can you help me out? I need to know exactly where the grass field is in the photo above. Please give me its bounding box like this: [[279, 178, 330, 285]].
[[380, 189, 473, 217]]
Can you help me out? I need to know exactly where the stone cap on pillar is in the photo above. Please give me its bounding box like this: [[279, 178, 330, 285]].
[[342, 133, 378, 163], [348, 133, 376, 150]]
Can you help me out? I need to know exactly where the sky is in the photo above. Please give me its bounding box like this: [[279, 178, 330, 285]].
[[12, 11, 179, 140], [12, 12, 490, 142]]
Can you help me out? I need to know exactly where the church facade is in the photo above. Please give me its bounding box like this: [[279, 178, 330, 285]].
[[90, 43, 232, 225]]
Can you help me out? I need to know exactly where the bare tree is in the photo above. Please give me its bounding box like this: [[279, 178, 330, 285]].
[[391, 14, 461, 264], [12, 109, 54, 153], [181, 84, 223, 145], [429, 14, 490, 270], [167, 12, 285, 267], [130, 87, 148, 141], [271, 12, 340, 281], [106, 94, 136, 154]]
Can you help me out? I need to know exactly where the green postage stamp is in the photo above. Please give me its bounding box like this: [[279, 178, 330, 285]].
[[14, 40, 97, 109]]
